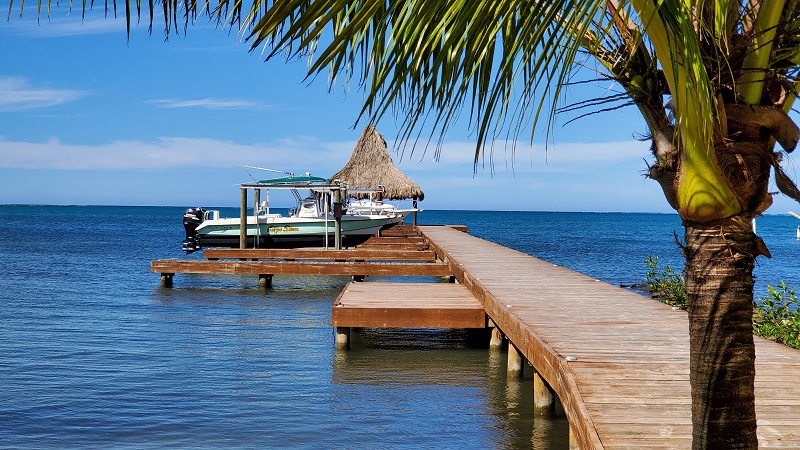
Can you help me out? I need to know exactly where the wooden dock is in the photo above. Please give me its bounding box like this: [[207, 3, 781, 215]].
[[151, 223, 800, 448], [412, 225, 800, 449], [151, 225, 451, 286]]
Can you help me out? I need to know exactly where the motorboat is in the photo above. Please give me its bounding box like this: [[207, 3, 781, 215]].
[[181, 174, 412, 253]]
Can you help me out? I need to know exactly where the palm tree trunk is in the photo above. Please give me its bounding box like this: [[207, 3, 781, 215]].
[[684, 217, 758, 449]]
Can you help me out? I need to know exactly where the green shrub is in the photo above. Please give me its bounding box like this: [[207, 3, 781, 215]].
[[643, 256, 800, 350], [754, 281, 800, 350], [644, 255, 687, 309]]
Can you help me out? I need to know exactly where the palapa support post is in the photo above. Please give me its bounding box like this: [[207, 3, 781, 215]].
[[335, 327, 350, 350], [253, 189, 261, 249], [333, 188, 343, 250], [239, 187, 247, 249], [412, 198, 418, 227], [507, 341, 524, 377], [533, 371, 556, 416], [258, 274, 273, 289], [160, 273, 174, 288]]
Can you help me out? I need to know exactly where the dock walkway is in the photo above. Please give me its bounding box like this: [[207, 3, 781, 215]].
[[415, 225, 800, 449]]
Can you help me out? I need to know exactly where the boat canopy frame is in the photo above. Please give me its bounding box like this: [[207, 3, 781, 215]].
[[237, 177, 386, 250]]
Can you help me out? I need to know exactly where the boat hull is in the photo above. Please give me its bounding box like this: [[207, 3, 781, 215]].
[[196, 215, 395, 248]]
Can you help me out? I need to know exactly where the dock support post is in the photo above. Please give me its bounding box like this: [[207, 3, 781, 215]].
[[160, 273, 174, 288], [336, 327, 350, 350], [490, 327, 503, 350], [569, 426, 579, 450], [487, 319, 503, 350], [352, 275, 365, 282], [533, 371, 556, 416], [258, 274, 273, 289], [507, 341, 524, 377], [239, 187, 247, 249]]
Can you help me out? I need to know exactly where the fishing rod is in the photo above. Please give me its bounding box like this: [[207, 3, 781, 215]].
[[236, 165, 294, 177]]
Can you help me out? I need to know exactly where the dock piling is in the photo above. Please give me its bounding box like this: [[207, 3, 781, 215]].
[[507, 342, 524, 377], [569, 427, 579, 450], [487, 320, 503, 349], [258, 274, 273, 288], [533, 371, 556, 416], [489, 327, 503, 349], [335, 327, 350, 350], [160, 273, 174, 288]]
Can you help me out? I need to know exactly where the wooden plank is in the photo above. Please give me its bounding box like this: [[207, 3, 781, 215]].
[[151, 259, 452, 277], [417, 225, 800, 450], [332, 282, 485, 328], [360, 236, 426, 245], [356, 242, 429, 251], [202, 248, 437, 261], [376, 224, 419, 237]]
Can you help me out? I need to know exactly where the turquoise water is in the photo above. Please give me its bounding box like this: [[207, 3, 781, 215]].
[[2, 206, 799, 448]]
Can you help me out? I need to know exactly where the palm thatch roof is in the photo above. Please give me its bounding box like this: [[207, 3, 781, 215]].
[[332, 124, 424, 200]]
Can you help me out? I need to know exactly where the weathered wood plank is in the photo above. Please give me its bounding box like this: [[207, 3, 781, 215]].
[[203, 248, 437, 261], [331, 282, 485, 328], [356, 242, 430, 251], [151, 259, 451, 277], [417, 225, 800, 450], [360, 236, 426, 245]]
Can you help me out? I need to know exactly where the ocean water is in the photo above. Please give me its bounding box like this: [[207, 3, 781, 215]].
[[1, 205, 799, 449]]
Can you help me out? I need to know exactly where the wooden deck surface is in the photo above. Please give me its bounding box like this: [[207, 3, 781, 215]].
[[332, 281, 486, 328], [417, 225, 800, 449], [151, 259, 451, 277], [202, 248, 437, 261], [152, 225, 448, 281]]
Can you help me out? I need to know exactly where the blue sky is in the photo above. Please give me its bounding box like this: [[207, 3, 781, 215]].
[[2, 5, 798, 213]]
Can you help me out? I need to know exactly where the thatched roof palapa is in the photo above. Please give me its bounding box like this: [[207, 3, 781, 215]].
[[331, 124, 424, 200]]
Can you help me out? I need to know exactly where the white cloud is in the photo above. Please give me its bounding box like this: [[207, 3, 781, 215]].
[[392, 139, 651, 174], [0, 77, 89, 111], [147, 98, 269, 110], [0, 136, 650, 175], [0, 135, 669, 211], [0, 136, 353, 171], [3, 11, 128, 37]]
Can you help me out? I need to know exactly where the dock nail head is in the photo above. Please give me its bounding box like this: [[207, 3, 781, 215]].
[[507, 304, 513, 308], [566, 356, 577, 361]]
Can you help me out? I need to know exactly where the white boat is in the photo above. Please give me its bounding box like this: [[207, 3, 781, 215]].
[[181, 174, 412, 253], [790, 211, 800, 240]]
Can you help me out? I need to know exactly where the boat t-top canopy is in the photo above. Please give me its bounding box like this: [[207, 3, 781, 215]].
[[257, 175, 330, 184], [240, 174, 387, 197], [240, 174, 341, 193]]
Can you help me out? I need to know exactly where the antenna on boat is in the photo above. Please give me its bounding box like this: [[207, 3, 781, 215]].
[[236, 165, 294, 177]]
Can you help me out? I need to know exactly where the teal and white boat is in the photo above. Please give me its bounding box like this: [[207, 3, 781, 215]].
[[181, 173, 410, 253]]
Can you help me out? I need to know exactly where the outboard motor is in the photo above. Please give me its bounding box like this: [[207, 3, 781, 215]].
[[182, 207, 206, 254]]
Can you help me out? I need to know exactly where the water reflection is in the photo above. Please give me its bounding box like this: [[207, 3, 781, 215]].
[[332, 328, 570, 449]]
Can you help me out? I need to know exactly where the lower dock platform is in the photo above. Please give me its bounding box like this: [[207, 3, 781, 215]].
[[331, 281, 487, 349]]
